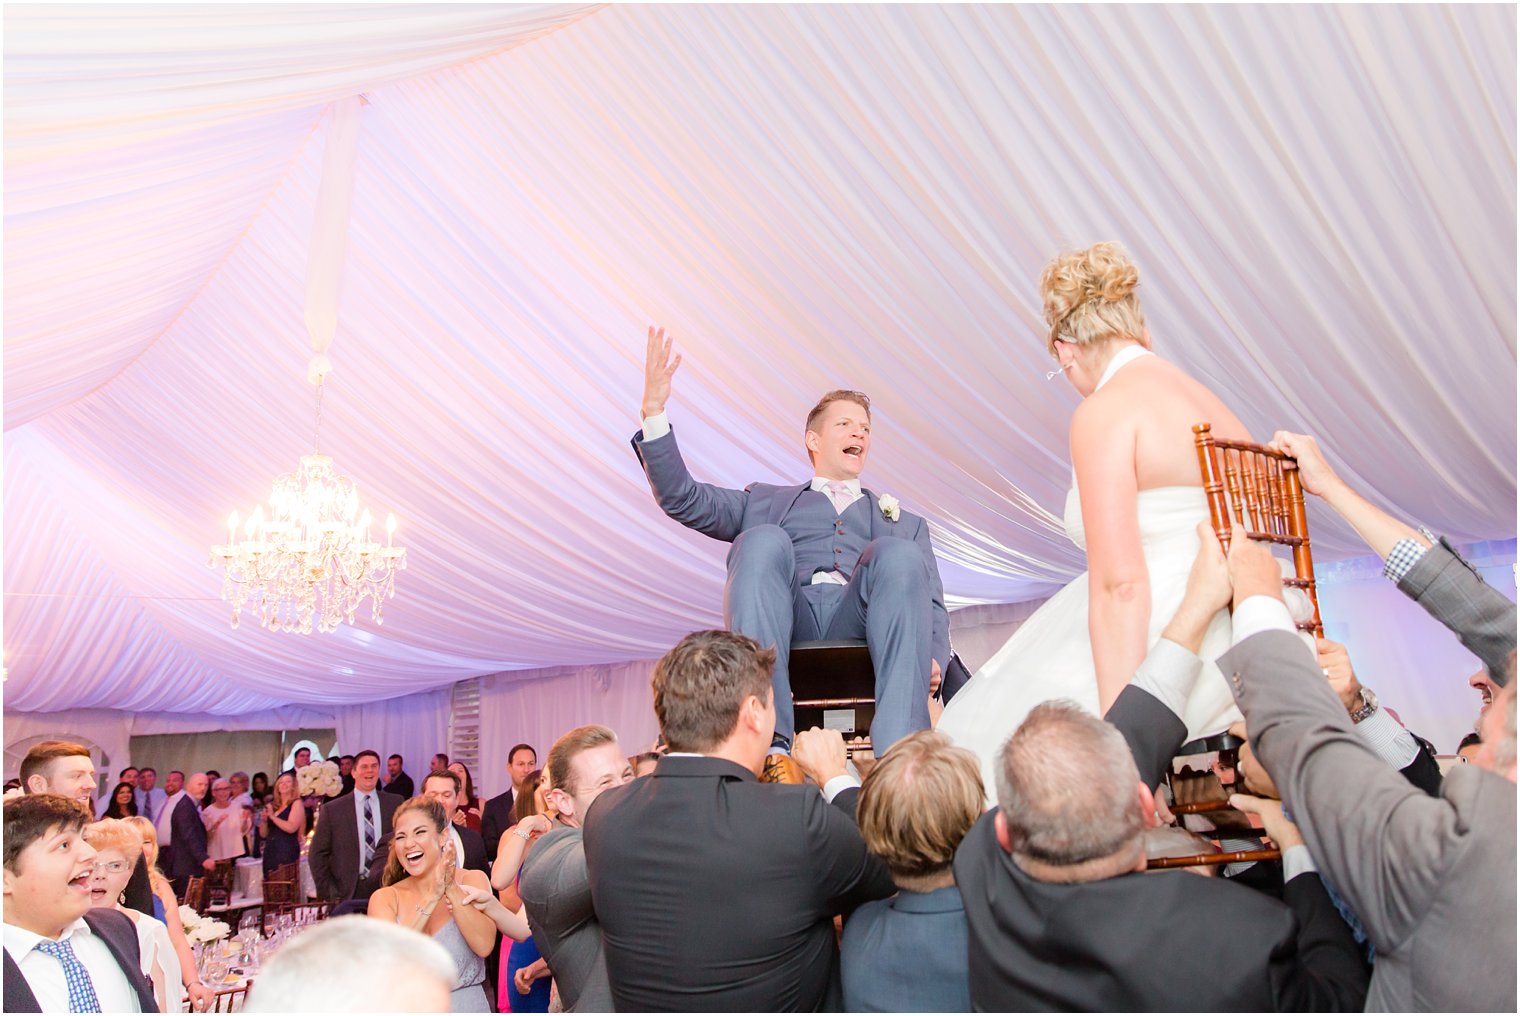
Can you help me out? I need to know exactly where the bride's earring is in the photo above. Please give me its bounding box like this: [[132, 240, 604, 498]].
[[1045, 363, 1073, 381]]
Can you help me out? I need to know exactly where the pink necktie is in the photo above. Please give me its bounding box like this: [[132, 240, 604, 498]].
[[826, 480, 854, 515]]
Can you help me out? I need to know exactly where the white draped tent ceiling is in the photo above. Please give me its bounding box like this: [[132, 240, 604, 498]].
[[4, 4, 1515, 716]]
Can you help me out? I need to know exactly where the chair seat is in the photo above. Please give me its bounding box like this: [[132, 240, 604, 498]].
[[790, 639, 875, 749]]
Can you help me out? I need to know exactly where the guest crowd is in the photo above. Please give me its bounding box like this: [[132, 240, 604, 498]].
[[4, 436, 1514, 1013]]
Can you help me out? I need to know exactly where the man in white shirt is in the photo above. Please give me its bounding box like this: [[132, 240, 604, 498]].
[[634, 328, 950, 763], [134, 768, 168, 824], [20, 742, 97, 809], [3, 793, 157, 1012], [420, 772, 489, 876]]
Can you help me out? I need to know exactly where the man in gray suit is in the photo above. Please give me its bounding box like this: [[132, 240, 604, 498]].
[[633, 327, 949, 759], [518, 725, 633, 1012], [1222, 520, 1516, 1012]]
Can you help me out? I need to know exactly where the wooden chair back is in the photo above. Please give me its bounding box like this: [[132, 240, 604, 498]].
[[1193, 422, 1324, 635], [210, 982, 250, 1012], [182, 875, 207, 911]]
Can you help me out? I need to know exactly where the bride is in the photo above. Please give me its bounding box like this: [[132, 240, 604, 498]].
[[938, 242, 1250, 791]]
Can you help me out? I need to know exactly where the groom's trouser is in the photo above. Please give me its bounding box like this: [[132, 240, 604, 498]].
[[724, 524, 932, 756]]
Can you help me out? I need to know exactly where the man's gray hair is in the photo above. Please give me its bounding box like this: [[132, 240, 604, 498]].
[[995, 700, 1144, 867], [243, 916, 454, 1012]]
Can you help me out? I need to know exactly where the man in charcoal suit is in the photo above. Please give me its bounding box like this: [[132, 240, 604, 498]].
[[308, 751, 401, 903], [167, 773, 214, 897], [633, 327, 949, 761], [381, 754, 413, 801], [481, 743, 537, 861], [583, 630, 895, 1011]]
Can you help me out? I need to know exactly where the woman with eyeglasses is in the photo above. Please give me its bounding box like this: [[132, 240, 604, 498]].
[[84, 819, 215, 1012]]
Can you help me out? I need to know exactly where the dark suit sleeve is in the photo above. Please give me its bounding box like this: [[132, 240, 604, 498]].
[[1104, 685, 1188, 790], [463, 829, 490, 875], [909, 514, 951, 670], [831, 785, 860, 821], [1222, 629, 1472, 954], [173, 799, 208, 865], [123, 855, 154, 916], [1397, 538, 1517, 684], [308, 800, 336, 899], [805, 788, 894, 914], [1268, 872, 1371, 1010], [631, 427, 749, 541], [1398, 737, 1444, 797], [481, 795, 507, 862]]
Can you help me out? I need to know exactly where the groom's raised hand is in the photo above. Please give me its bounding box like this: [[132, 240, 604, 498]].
[[642, 325, 683, 419]]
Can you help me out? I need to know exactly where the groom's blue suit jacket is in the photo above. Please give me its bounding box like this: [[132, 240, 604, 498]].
[[633, 425, 950, 668]]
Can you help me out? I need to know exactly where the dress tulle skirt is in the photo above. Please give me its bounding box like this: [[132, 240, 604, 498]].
[[937, 487, 1241, 797]]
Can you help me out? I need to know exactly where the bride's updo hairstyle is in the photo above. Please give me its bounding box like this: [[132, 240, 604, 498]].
[[1039, 241, 1146, 357]]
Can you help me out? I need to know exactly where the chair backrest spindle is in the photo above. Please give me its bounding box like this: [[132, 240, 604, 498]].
[[1191, 422, 1324, 636]]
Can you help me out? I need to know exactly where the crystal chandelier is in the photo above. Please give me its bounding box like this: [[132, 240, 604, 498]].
[[208, 96, 405, 634], [209, 381, 406, 634]]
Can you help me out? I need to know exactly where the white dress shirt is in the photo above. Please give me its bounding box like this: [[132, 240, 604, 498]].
[[3, 917, 143, 1013], [155, 790, 186, 847]]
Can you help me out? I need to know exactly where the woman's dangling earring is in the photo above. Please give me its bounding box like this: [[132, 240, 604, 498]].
[[118, 890, 128, 906]]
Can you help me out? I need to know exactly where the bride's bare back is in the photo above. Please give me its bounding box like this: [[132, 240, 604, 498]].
[[1084, 352, 1251, 492]]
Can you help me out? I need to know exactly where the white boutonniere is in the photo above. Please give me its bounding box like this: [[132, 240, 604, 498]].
[[878, 493, 901, 522]]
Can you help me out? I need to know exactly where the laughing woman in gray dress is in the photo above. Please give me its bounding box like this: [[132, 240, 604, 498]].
[[367, 797, 496, 1011]]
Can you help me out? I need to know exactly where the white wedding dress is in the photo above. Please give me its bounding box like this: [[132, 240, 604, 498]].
[[938, 356, 1241, 797]]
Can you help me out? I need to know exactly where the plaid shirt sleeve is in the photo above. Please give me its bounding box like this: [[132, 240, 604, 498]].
[[1381, 526, 1437, 583]]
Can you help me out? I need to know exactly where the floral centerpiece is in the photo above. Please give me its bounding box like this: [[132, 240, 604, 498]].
[[297, 760, 342, 798], [178, 905, 231, 945]]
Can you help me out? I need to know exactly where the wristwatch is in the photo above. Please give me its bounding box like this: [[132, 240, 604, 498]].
[[1349, 686, 1379, 723]]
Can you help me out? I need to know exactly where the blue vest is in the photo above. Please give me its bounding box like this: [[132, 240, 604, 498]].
[[782, 488, 873, 586]]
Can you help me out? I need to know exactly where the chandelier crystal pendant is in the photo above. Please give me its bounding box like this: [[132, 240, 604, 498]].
[[209, 382, 406, 633]]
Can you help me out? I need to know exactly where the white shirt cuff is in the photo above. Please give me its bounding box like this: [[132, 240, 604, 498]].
[[822, 774, 860, 803], [1231, 595, 1297, 644], [1353, 703, 1421, 769], [1281, 843, 1317, 880], [640, 411, 671, 441], [1129, 638, 1203, 720]]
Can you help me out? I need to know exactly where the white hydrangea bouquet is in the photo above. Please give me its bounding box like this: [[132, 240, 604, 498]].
[[178, 905, 231, 944], [297, 759, 342, 797]]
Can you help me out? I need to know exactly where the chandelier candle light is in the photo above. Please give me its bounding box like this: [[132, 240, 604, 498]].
[[208, 95, 405, 633], [210, 381, 406, 634]]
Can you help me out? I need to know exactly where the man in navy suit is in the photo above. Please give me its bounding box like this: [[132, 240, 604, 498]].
[[633, 327, 949, 758], [167, 772, 214, 897]]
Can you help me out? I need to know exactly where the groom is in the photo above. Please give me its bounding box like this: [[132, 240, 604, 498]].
[[632, 327, 949, 759]]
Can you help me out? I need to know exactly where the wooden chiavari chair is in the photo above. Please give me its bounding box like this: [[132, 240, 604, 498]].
[[184, 981, 252, 1013], [1193, 422, 1324, 635], [182, 875, 208, 911]]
